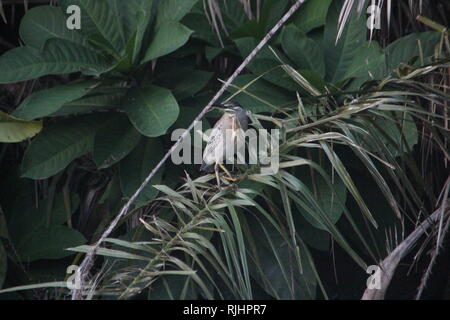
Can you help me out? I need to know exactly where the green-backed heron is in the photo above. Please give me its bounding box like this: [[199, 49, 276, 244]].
[[200, 101, 248, 186]]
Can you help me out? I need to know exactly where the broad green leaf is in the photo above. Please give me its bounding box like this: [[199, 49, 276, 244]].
[[182, 12, 220, 47], [67, 0, 140, 46], [296, 173, 347, 230], [295, 69, 327, 93], [13, 80, 99, 120], [0, 39, 110, 84], [170, 70, 213, 100], [19, 6, 87, 50], [7, 192, 80, 237], [14, 226, 86, 262], [173, 94, 211, 130], [153, 60, 213, 99], [341, 41, 385, 82], [385, 31, 441, 72], [106, 0, 141, 43], [205, 46, 222, 62], [52, 87, 128, 116], [132, 0, 157, 63], [93, 114, 141, 168], [296, 216, 330, 251], [21, 114, 103, 179], [0, 111, 42, 143], [156, 0, 199, 27], [227, 74, 293, 114], [245, 214, 317, 299], [76, 0, 127, 53], [124, 86, 179, 137], [234, 37, 298, 91], [229, 0, 287, 39], [154, 60, 212, 96], [212, 0, 247, 29], [98, 175, 123, 210], [237, 179, 267, 200], [373, 111, 418, 156], [281, 25, 325, 77], [287, 180, 369, 269], [351, 111, 419, 158], [110, 24, 139, 73], [120, 138, 164, 206], [323, 1, 366, 83], [8, 193, 85, 262], [142, 21, 193, 63], [23, 257, 71, 284], [292, 0, 332, 33], [226, 19, 263, 40]]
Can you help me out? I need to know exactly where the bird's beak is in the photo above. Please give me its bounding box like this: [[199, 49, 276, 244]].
[[213, 103, 233, 113], [210, 104, 224, 113]]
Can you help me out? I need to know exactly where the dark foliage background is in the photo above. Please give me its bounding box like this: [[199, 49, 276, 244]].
[[0, 0, 449, 300]]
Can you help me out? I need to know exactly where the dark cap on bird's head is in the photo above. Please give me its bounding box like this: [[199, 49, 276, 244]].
[[216, 101, 245, 114], [217, 101, 241, 108]]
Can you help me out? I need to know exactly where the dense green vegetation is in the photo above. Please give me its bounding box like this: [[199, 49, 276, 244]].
[[0, 0, 449, 300]]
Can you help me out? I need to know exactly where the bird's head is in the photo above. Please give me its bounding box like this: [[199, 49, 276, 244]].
[[214, 101, 248, 130], [217, 101, 244, 115]]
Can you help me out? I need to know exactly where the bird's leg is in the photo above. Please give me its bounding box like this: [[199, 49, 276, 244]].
[[214, 163, 221, 188], [220, 117, 238, 182], [219, 163, 237, 181], [231, 118, 236, 173]]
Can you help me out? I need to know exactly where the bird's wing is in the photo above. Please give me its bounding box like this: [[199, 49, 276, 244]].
[[202, 113, 242, 166], [202, 121, 225, 165]]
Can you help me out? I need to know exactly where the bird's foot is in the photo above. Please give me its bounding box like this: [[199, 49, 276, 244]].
[[218, 163, 239, 182], [222, 174, 238, 182]]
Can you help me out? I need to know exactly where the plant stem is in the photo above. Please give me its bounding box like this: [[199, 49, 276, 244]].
[[416, 15, 448, 34]]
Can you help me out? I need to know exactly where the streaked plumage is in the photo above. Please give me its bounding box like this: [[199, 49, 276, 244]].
[[200, 102, 248, 173]]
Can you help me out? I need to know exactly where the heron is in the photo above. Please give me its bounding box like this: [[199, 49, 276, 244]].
[[200, 101, 248, 187]]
